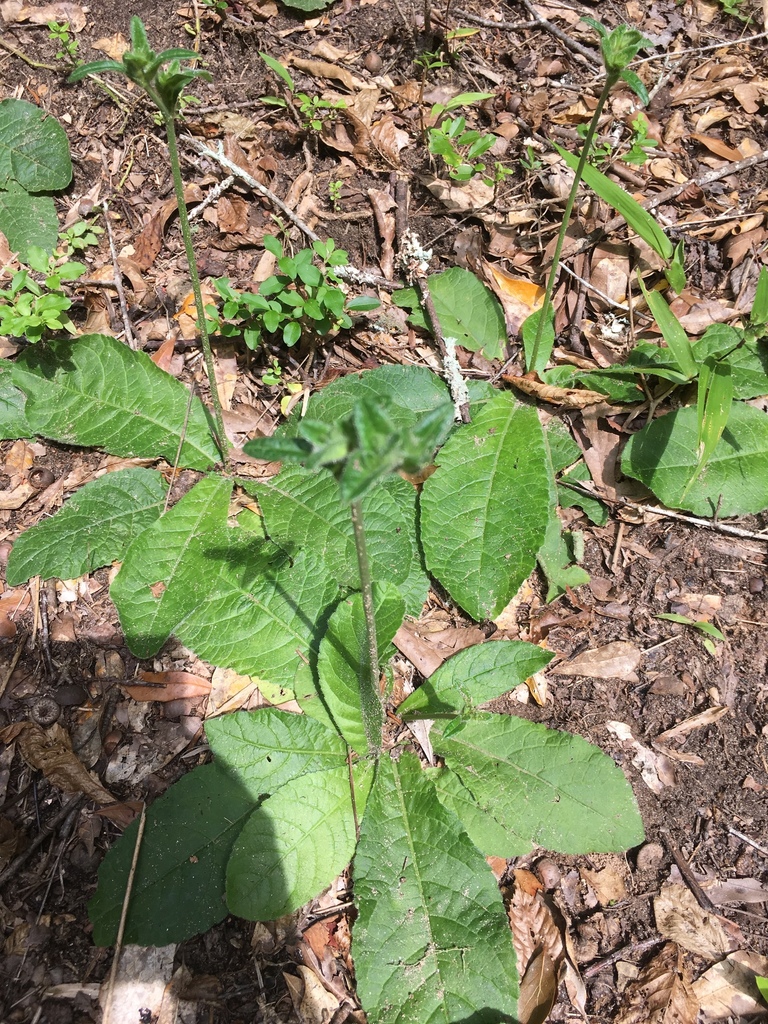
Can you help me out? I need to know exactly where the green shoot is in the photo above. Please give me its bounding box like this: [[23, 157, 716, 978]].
[[69, 16, 228, 463]]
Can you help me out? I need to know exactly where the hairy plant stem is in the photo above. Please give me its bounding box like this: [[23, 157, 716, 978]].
[[349, 500, 382, 757], [529, 73, 617, 373], [163, 111, 229, 465]]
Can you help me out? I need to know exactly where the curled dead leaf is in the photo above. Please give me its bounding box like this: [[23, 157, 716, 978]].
[[551, 641, 641, 680], [503, 374, 610, 409], [0, 721, 115, 805]]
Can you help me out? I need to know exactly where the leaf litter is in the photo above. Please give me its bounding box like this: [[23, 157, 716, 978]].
[[0, 0, 767, 1022]]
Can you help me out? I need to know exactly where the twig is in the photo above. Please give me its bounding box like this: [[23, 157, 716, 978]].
[[582, 936, 664, 979], [102, 200, 136, 349], [0, 634, 25, 701], [0, 35, 58, 69], [185, 137, 395, 290], [662, 829, 716, 913], [103, 804, 147, 1024], [452, 9, 538, 30], [560, 478, 768, 543], [520, 0, 601, 65], [634, 30, 768, 62], [0, 795, 84, 887], [728, 825, 768, 858], [188, 173, 235, 222]]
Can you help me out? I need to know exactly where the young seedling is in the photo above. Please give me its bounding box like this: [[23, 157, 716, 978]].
[[523, 20, 653, 374], [260, 52, 345, 133], [657, 613, 725, 656], [210, 235, 379, 351], [0, 245, 85, 341], [48, 20, 79, 65], [68, 17, 228, 462]]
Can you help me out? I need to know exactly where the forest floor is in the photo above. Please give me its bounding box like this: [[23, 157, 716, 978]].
[[1, 0, 768, 1021]]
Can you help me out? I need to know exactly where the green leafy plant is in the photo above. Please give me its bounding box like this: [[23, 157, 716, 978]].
[[69, 16, 227, 460], [522, 20, 672, 375], [260, 52, 345, 132], [261, 356, 304, 415], [757, 975, 768, 1005], [0, 99, 73, 261], [657, 613, 725, 655], [48, 20, 79, 64], [0, 245, 85, 341], [211, 235, 379, 350], [716, 0, 753, 21], [2, 343, 646, 1020], [59, 216, 104, 255], [428, 114, 497, 182], [623, 112, 659, 165], [328, 178, 343, 211]]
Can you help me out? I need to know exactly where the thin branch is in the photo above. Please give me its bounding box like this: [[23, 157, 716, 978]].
[[102, 200, 136, 349]]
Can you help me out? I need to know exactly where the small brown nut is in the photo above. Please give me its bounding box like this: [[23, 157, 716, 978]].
[[30, 696, 60, 727], [28, 467, 55, 489], [364, 51, 383, 73]]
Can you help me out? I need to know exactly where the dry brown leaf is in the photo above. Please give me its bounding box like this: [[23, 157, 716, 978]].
[[0, 0, 87, 29], [132, 185, 204, 272], [654, 706, 729, 746], [693, 949, 768, 1021], [484, 263, 544, 335], [123, 671, 212, 703], [518, 949, 557, 1024], [606, 721, 676, 794], [149, 336, 178, 375], [421, 173, 494, 213], [369, 114, 410, 166], [590, 243, 629, 309], [174, 280, 219, 340], [368, 188, 396, 279], [0, 589, 31, 638], [508, 887, 564, 976], [654, 884, 744, 959], [734, 80, 768, 113], [0, 721, 115, 805], [291, 57, 364, 92], [551, 641, 641, 680], [616, 943, 700, 1024], [503, 374, 610, 409], [92, 33, 129, 61], [392, 620, 488, 679], [581, 858, 628, 905], [690, 132, 743, 161]]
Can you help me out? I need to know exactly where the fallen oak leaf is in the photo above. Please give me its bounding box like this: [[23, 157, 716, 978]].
[[0, 721, 115, 805], [123, 670, 212, 703], [503, 374, 610, 409]]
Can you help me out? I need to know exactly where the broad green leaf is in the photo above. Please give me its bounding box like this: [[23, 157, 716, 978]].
[[752, 268, 768, 326], [426, 767, 513, 858], [0, 187, 58, 260], [354, 753, 519, 1024], [692, 327, 768, 399], [432, 714, 645, 854], [555, 142, 673, 261], [421, 393, 551, 620], [6, 468, 167, 586], [206, 708, 347, 800], [279, 0, 329, 11], [638, 278, 697, 379], [559, 463, 609, 525], [537, 513, 589, 602], [174, 542, 339, 694], [393, 267, 506, 359], [11, 334, 220, 470], [253, 467, 415, 595], [0, 99, 72, 191], [287, 365, 495, 433], [755, 975, 768, 1003], [0, 358, 30, 438], [89, 764, 255, 946], [622, 403, 768, 516], [400, 640, 553, 719], [688, 358, 733, 495], [227, 761, 373, 921], [317, 583, 405, 754], [111, 475, 233, 658]]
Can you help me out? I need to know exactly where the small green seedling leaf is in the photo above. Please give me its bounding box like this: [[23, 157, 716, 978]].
[[354, 753, 519, 1024], [400, 640, 554, 719], [6, 468, 167, 586], [554, 142, 674, 262], [89, 764, 255, 946], [638, 277, 698, 380], [227, 761, 373, 921], [623, 403, 768, 516], [421, 393, 551, 620], [259, 52, 295, 91], [756, 976, 768, 1005], [656, 613, 725, 641], [751, 267, 768, 327], [522, 306, 556, 375]]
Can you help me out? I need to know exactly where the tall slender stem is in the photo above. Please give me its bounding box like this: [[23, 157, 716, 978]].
[[528, 74, 617, 373], [163, 112, 229, 466], [350, 500, 382, 757]]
